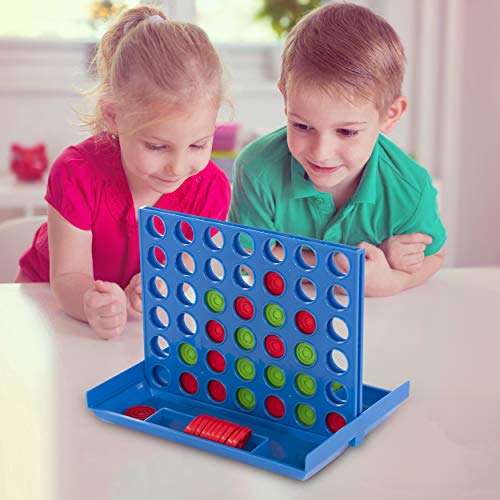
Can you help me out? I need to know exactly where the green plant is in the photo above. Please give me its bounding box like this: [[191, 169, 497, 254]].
[[255, 0, 322, 38]]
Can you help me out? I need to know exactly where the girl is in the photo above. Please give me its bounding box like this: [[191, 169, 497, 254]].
[[17, 6, 231, 339]]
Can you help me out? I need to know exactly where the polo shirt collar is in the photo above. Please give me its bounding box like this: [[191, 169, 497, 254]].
[[287, 135, 381, 204]]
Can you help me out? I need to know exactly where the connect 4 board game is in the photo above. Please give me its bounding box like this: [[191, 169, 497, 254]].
[[87, 207, 410, 480]]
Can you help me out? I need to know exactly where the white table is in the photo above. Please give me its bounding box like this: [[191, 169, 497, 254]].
[[0, 172, 47, 216], [1, 268, 499, 500]]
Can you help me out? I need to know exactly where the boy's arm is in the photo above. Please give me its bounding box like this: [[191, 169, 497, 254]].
[[359, 241, 445, 297]]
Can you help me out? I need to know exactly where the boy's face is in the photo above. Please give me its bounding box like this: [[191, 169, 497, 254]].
[[284, 82, 396, 196]]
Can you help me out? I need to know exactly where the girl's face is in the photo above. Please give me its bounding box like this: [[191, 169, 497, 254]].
[[113, 99, 218, 199]]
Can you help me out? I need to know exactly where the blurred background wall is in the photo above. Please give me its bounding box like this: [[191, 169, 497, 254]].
[[1, 0, 499, 267]]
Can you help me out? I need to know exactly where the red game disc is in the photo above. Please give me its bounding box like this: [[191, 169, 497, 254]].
[[200, 418, 220, 439], [265, 395, 285, 418], [295, 310, 317, 334], [180, 372, 198, 394], [208, 380, 227, 402], [184, 415, 203, 435], [124, 405, 156, 420], [207, 350, 226, 373], [226, 426, 252, 449], [326, 412, 346, 433], [218, 422, 239, 443], [264, 335, 285, 358], [192, 415, 214, 436], [234, 296, 255, 320], [206, 320, 225, 343], [264, 272, 285, 296]]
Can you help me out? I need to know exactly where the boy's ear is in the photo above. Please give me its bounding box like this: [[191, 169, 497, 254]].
[[101, 101, 118, 134], [277, 81, 287, 114], [379, 96, 408, 134]]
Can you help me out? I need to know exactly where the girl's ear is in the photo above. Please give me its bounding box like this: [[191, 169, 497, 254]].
[[379, 96, 408, 134], [101, 101, 118, 134]]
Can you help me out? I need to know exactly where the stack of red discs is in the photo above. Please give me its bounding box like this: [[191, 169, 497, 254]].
[[184, 414, 252, 449]]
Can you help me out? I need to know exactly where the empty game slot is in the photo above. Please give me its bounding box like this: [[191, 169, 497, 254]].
[[145, 408, 192, 431], [240, 433, 268, 452]]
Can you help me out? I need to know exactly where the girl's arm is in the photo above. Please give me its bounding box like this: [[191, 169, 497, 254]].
[[47, 206, 127, 338]]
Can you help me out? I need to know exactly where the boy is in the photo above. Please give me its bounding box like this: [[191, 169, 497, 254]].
[[228, 3, 446, 296]]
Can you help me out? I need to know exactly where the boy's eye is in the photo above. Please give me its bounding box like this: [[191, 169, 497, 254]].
[[145, 143, 166, 151], [337, 128, 359, 137], [292, 122, 312, 132]]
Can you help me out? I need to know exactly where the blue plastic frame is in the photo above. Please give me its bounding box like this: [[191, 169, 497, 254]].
[[87, 207, 410, 480]]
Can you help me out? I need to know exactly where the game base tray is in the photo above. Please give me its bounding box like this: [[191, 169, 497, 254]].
[[87, 361, 409, 480]]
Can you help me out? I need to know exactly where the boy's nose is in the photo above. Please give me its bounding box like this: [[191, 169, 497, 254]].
[[310, 135, 332, 164]]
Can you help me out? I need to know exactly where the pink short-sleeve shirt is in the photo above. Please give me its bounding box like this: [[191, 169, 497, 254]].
[[19, 135, 231, 288]]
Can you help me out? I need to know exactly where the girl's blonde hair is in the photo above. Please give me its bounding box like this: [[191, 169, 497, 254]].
[[82, 5, 223, 135], [279, 3, 406, 113]]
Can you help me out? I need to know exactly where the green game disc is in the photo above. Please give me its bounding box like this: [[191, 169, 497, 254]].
[[235, 327, 255, 350], [265, 365, 285, 388], [332, 381, 344, 393], [295, 374, 316, 396], [295, 342, 317, 366], [205, 290, 225, 313], [296, 403, 316, 427], [178, 343, 197, 365], [237, 387, 256, 410], [236, 358, 256, 381], [264, 304, 285, 327]]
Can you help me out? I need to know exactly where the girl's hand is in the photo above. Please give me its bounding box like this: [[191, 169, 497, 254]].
[[378, 233, 432, 274], [83, 280, 127, 339], [125, 273, 143, 319], [357, 241, 402, 296]]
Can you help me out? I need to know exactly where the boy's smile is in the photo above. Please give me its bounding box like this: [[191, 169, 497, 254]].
[[283, 81, 393, 203]]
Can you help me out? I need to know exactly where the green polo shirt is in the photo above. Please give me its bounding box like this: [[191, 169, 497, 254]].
[[228, 126, 446, 256]]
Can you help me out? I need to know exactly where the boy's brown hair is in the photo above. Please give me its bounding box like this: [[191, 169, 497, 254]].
[[279, 3, 406, 113]]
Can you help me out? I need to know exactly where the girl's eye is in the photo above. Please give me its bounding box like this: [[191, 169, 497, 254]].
[[292, 122, 311, 132], [145, 143, 166, 151], [190, 143, 207, 150], [337, 129, 359, 137]]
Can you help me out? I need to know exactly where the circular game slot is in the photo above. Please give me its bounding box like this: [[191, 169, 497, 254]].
[[328, 251, 351, 277], [152, 365, 171, 387], [326, 412, 346, 433], [263, 239, 285, 264], [178, 312, 197, 336], [150, 306, 169, 329], [174, 220, 194, 244], [264, 335, 285, 359], [264, 303, 285, 328], [205, 258, 225, 282], [233, 232, 255, 257], [328, 317, 349, 342], [148, 215, 166, 238], [151, 335, 170, 358], [177, 282, 196, 305], [296, 278, 317, 303], [327, 381, 348, 405], [176, 252, 195, 275], [327, 285, 350, 310], [295, 244, 317, 270], [327, 349, 349, 374], [234, 264, 255, 289], [204, 226, 224, 250], [149, 246, 167, 269], [265, 365, 285, 389], [295, 342, 317, 366], [150, 276, 168, 298]]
